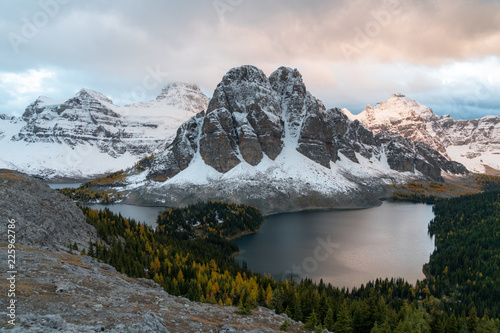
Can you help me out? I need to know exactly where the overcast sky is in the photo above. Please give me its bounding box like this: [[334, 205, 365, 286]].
[[1, 0, 499, 119]]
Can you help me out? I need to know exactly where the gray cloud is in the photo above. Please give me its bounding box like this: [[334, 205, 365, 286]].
[[0, 0, 498, 118]]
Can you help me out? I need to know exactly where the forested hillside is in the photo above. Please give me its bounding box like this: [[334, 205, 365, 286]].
[[76, 193, 500, 332], [423, 191, 500, 320]]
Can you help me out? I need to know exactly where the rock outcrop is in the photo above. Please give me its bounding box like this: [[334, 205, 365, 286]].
[[0, 169, 96, 251]]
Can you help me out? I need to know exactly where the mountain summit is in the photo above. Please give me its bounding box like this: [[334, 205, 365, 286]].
[[347, 94, 500, 174], [0, 83, 209, 179], [112, 66, 466, 214]]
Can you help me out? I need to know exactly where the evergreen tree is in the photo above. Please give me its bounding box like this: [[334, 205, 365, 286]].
[[475, 317, 498, 333], [88, 241, 94, 257], [293, 294, 303, 323], [336, 301, 353, 333], [468, 308, 479, 333], [447, 314, 459, 333], [305, 310, 319, 329], [371, 321, 393, 333], [324, 307, 335, 331], [430, 302, 444, 333]]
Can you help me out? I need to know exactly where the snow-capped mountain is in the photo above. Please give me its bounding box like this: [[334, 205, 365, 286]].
[[107, 66, 467, 214], [345, 94, 500, 174], [0, 83, 209, 179]]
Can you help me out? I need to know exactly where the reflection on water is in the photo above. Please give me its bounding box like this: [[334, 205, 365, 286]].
[[47, 182, 166, 228], [47, 183, 82, 189], [85, 204, 167, 228], [48, 183, 434, 289], [234, 202, 435, 289]]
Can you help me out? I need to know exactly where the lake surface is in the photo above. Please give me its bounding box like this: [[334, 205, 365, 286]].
[[234, 202, 435, 289], [85, 204, 167, 228], [49, 183, 435, 288], [46, 182, 166, 227], [47, 182, 82, 189]]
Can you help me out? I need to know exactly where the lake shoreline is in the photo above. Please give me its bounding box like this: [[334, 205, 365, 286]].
[[234, 201, 436, 290]]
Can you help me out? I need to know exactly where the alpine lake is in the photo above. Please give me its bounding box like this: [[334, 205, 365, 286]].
[[49, 183, 435, 289]]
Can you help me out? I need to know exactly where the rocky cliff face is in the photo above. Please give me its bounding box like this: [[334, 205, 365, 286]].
[[346, 94, 500, 174], [0, 83, 209, 179], [18, 89, 128, 157], [111, 66, 467, 214], [143, 66, 465, 182], [0, 169, 96, 251]]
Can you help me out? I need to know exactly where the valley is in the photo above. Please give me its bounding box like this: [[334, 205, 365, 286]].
[[3, 169, 499, 332], [0, 65, 499, 332]]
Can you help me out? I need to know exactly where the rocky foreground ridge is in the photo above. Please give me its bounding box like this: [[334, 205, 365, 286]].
[[0, 169, 95, 251], [0, 245, 305, 332], [0, 170, 305, 332], [102, 66, 467, 214]]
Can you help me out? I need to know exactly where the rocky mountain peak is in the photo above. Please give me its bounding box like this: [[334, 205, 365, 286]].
[[22, 96, 62, 120], [160, 82, 200, 93], [155, 82, 209, 116], [197, 65, 283, 172], [350, 94, 500, 174], [219, 65, 269, 88], [372, 93, 436, 120], [269, 66, 305, 94], [74, 88, 114, 105], [139, 65, 467, 199], [3, 83, 210, 179], [392, 93, 406, 98]]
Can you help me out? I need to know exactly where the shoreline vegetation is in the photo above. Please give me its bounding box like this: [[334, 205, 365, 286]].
[[55, 173, 500, 213], [71, 185, 500, 332], [389, 174, 500, 204]]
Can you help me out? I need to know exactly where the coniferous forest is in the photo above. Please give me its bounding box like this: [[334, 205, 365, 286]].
[[77, 191, 500, 332]]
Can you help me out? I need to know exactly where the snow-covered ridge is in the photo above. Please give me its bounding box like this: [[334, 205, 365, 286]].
[[0, 83, 209, 179], [347, 94, 500, 174], [109, 66, 468, 214]]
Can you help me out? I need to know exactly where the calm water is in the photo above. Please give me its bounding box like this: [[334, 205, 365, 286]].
[[234, 202, 435, 289], [85, 204, 167, 228], [47, 182, 82, 189], [50, 181, 434, 288], [46, 183, 166, 227]]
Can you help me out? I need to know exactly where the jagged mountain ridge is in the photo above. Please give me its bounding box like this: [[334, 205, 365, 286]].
[[345, 94, 500, 174], [111, 66, 467, 214], [0, 83, 209, 179]]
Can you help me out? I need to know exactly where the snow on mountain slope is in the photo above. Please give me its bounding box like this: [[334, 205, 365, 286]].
[[0, 83, 209, 179], [101, 66, 467, 214], [347, 94, 500, 174]]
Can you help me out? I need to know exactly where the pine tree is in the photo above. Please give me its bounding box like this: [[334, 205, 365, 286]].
[[475, 316, 498, 333], [430, 302, 444, 333], [305, 310, 319, 329], [324, 307, 335, 331], [336, 301, 353, 333], [379, 320, 392, 333], [88, 241, 95, 257], [294, 294, 303, 323], [467, 308, 478, 333], [447, 314, 459, 333]]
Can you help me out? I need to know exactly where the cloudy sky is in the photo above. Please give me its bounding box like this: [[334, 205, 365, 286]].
[[1, 0, 499, 119]]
